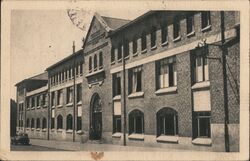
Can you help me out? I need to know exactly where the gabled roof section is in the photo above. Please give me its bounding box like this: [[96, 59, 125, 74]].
[[15, 72, 48, 87], [46, 49, 83, 71], [82, 12, 131, 49]]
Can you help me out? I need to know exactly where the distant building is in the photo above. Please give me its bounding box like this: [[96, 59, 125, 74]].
[[15, 11, 240, 152], [10, 99, 17, 136]]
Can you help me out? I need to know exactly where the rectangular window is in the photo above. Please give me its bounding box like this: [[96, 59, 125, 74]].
[[133, 38, 137, 54], [111, 47, 115, 63], [51, 92, 55, 106], [113, 116, 121, 133], [141, 32, 147, 51], [173, 17, 180, 40], [193, 53, 209, 83], [51, 109, 55, 129], [67, 86, 73, 103], [201, 11, 211, 29], [42, 93, 46, 106], [129, 66, 142, 94], [112, 72, 121, 97], [31, 97, 35, 107], [77, 84, 82, 103], [186, 14, 194, 35], [151, 27, 156, 48], [57, 90, 63, 106], [79, 63, 83, 75], [26, 98, 30, 109], [77, 117, 82, 131], [36, 96, 39, 107], [156, 57, 177, 89], [195, 112, 211, 138], [123, 41, 129, 58], [117, 44, 122, 61], [161, 24, 168, 44]]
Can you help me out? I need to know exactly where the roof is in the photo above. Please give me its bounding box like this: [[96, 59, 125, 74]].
[[46, 49, 83, 71], [101, 16, 130, 30], [108, 11, 156, 37], [15, 72, 48, 87]]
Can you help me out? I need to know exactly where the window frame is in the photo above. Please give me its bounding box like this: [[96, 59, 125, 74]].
[[141, 31, 147, 52], [201, 11, 211, 30], [186, 13, 195, 35], [128, 66, 143, 94], [150, 26, 157, 49], [129, 110, 144, 134], [66, 114, 73, 130], [161, 23, 168, 45], [57, 115, 63, 130]]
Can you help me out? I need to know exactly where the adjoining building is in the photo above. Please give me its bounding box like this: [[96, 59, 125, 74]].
[[15, 11, 240, 152]]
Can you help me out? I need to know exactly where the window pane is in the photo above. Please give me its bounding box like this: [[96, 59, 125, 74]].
[[141, 32, 147, 51], [165, 114, 175, 135], [173, 18, 180, 39], [136, 116, 143, 133], [151, 27, 156, 47], [187, 15, 194, 34], [161, 25, 168, 43], [201, 11, 211, 29], [133, 38, 137, 54], [136, 71, 142, 92], [199, 117, 210, 137]]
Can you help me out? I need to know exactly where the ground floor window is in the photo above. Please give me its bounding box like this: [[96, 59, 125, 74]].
[[113, 115, 121, 133], [51, 118, 55, 129], [77, 116, 82, 131], [36, 118, 40, 129], [129, 110, 144, 134], [31, 118, 34, 128], [157, 107, 178, 137], [57, 115, 63, 129], [193, 112, 211, 138], [42, 118, 47, 129], [26, 119, 30, 127], [66, 114, 73, 130]]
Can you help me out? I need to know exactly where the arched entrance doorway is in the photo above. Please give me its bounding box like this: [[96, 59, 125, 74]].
[[90, 93, 102, 140]]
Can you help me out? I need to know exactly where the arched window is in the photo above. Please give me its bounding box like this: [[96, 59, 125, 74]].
[[94, 54, 97, 71], [151, 26, 157, 48], [42, 118, 47, 129], [36, 118, 40, 129], [129, 109, 144, 134], [141, 31, 147, 51], [156, 107, 178, 137], [26, 118, 30, 128], [89, 57, 92, 73], [57, 115, 63, 129], [31, 118, 34, 128], [66, 114, 73, 130], [99, 52, 103, 69]]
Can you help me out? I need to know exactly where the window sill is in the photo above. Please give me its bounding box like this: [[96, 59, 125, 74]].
[[26, 128, 30, 130], [128, 134, 144, 141], [156, 135, 178, 143], [66, 103, 73, 107], [57, 105, 63, 108], [111, 61, 115, 65], [37, 106, 41, 109], [192, 138, 212, 146], [76, 130, 84, 134], [36, 128, 41, 131], [117, 59, 122, 63], [201, 25, 211, 32], [128, 92, 144, 99], [124, 56, 129, 60], [173, 36, 181, 42], [151, 45, 157, 50], [31, 128, 35, 131], [27, 108, 30, 111], [77, 101, 82, 105], [191, 81, 210, 90], [112, 132, 122, 138], [187, 31, 195, 37], [85, 68, 105, 78], [43, 105, 47, 108], [42, 129, 47, 132], [113, 95, 121, 101], [51, 129, 55, 132], [51, 106, 55, 109], [155, 86, 177, 95], [141, 49, 147, 54], [66, 129, 73, 133], [31, 107, 35, 110], [57, 129, 63, 132], [161, 41, 169, 47], [133, 52, 138, 57]]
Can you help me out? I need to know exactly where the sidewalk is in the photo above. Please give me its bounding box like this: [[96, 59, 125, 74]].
[[30, 139, 190, 152]]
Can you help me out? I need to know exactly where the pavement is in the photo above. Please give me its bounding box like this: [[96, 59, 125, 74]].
[[29, 139, 190, 152], [11, 144, 68, 151]]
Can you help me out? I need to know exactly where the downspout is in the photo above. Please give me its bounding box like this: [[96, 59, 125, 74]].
[[220, 11, 230, 152], [122, 37, 127, 146], [73, 41, 76, 142], [47, 76, 50, 140]]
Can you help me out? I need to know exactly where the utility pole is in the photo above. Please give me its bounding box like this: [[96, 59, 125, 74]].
[[73, 41, 76, 142], [220, 11, 230, 152]]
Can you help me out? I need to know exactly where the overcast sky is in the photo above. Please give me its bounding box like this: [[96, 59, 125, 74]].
[[10, 9, 147, 100]]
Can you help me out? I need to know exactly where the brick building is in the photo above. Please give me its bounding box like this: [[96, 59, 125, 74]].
[[15, 11, 240, 152]]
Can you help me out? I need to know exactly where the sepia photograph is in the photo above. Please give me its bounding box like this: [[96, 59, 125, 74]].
[[1, 0, 249, 160]]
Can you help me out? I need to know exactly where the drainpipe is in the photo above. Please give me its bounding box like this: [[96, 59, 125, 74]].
[[47, 78, 50, 140], [220, 11, 230, 152], [73, 41, 76, 142], [122, 39, 127, 146]]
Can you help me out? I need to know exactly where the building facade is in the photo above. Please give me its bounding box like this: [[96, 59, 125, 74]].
[[15, 11, 240, 152]]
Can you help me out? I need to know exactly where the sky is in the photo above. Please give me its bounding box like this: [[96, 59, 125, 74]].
[[10, 9, 147, 100]]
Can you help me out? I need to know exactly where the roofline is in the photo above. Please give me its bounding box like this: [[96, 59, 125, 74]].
[[100, 15, 131, 22], [46, 49, 83, 71], [15, 72, 48, 86], [108, 11, 155, 37]]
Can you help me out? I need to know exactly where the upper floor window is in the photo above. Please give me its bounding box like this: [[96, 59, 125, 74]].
[[151, 26, 157, 48], [186, 14, 195, 35], [31, 118, 34, 128], [173, 16, 181, 40], [79, 62, 83, 75], [51, 92, 55, 106], [111, 47, 115, 63], [41, 94, 46, 106], [36, 118, 40, 129], [141, 32, 147, 51], [89, 57, 92, 73], [112, 72, 121, 97], [192, 48, 209, 83], [65, 68, 68, 80], [132, 37, 137, 55], [156, 56, 177, 89], [75, 63, 79, 76], [69, 67, 72, 79], [99, 52, 103, 69], [31, 97, 35, 108], [118, 43, 122, 61], [201, 11, 211, 29], [77, 84, 82, 103], [94, 54, 97, 71], [42, 118, 47, 129], [161, 24, 168, 44], [26, 118, 30, 127], [57, 89, 63, 106], [123, 41, 129, 58], [128, 66, 142, 94]]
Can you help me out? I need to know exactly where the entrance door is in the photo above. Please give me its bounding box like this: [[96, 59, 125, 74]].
[[90, 94, 102, 140]]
